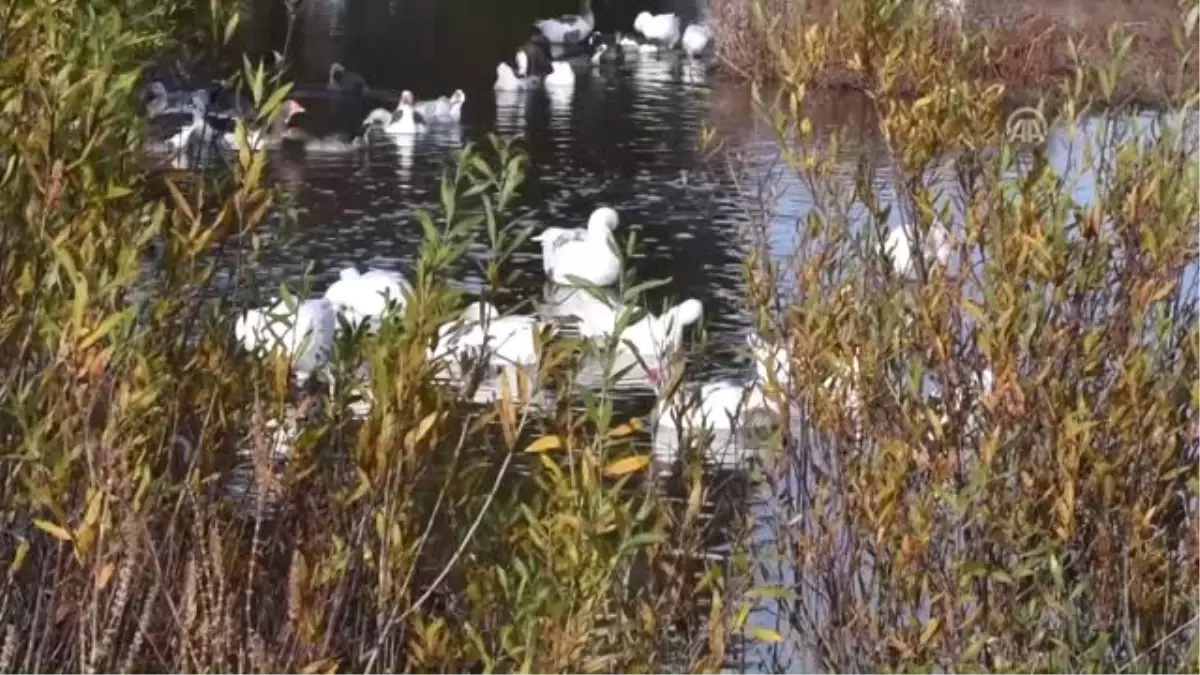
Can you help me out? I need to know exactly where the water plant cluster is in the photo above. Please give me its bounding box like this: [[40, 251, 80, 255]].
[[731, 0, 1199, 670]]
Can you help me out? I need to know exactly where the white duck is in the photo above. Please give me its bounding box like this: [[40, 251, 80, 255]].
[[883, 223, 951, 279], [534, 0, 595, 44], [633, 11, 682, 49], [362, 91, 427, 135], [533, 206, 623, 287], [681, 23, 713, 58], [235, 296, 337, 385], [323, 266, 413, 331], [429, 302, 554, 371], [580, 298, 704, 365]]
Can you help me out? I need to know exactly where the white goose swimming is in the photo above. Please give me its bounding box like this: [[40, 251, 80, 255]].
[[544, 61, 577, 88], [534, 0, 595, 44], [414, 89, 466, 123], [494, 59, 529, 92], [362, 91, 427, 135], [323, 266, 413, 331], [883, 223, 951, 279], [681, 23, 714, 58], [649, 366, 780, 433], [633, 11, 682, 49], [579, 298, 704, 365], [534, 207, 623, 287], [429, 302, 554, 371], [235, 296, 337, 385]]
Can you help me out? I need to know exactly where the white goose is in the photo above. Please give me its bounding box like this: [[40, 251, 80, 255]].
[[362, 91, 427, 135], [650, 368, 780, 433], [633, 11, 682, 49], [235, 296, 337, 385], [323, 266, 413, 331], [414, 89, 466, 123], [681, 23, 714, 58], [494, 60, 529, 92], [544, 61, 577, 88], [533, 206, 623, 287], [883, 223, 951, 279], [534, 0, 595, 44], [580, 298, 704, 365], [429, 302, 554, 371]]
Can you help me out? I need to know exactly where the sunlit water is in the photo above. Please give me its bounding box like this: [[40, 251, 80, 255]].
[[142, 0, 1198, 671]]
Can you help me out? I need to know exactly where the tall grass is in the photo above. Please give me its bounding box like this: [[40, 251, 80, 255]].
[[734, 0, 1200, 670], [0, 0, 761, 671]]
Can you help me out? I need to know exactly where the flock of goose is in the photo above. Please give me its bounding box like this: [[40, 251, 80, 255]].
[[143, 5, 982, 468], [143, 1, 714, 164], [232, 200, 964, 467]]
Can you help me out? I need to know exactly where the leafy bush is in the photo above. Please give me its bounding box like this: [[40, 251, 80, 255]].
[[735, 0, 1200, 671]]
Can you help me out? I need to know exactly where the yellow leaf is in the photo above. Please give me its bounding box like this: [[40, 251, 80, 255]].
[[299, 657, 337, 674], [95, 562, 115, 591], [34, 519, 73, 542], [525, 435, 563, 454], [404, 411, 439, 450], [9, 539, 29, 575], [748, 626, 782, 643], [602, 454, 650, 477], [606, 418, 644, 438], [918, 616, 941, 648]]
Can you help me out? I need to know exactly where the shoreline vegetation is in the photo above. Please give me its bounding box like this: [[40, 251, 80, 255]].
[[1, 0, 1197, 672], [710, 0, 1199, 110]]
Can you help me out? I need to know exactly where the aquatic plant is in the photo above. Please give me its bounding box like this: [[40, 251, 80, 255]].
[[730, 0, 1200, 670]]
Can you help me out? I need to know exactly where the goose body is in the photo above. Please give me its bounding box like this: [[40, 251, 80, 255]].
[[544, 61, 577, 88], [681, 23, 713, 57], [534, 0, 595, 45], [494, 62, 529, 91], [323, 266, 412, 331], [430, 302, 552, 369], [653, 378, 779, 432], [144, 81, 204, 118], [883, 223, 951, 278], [533, 207, 622, 286], [235, 297, 337, 384], [633, 11, 682, 48], [580, 298, 704, 364]]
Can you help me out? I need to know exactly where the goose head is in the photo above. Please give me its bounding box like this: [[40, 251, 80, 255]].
[[328, 62, 346, 88], [449, 89, 466, 106], [664, 298, 704, 330], [399, 90, 416, 109], [586, 207, 620, 235], [515, 49, 530, 77], [633, 11, 653, 33], [462, 301, 500, 325], [144, 81, 169, 107]]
